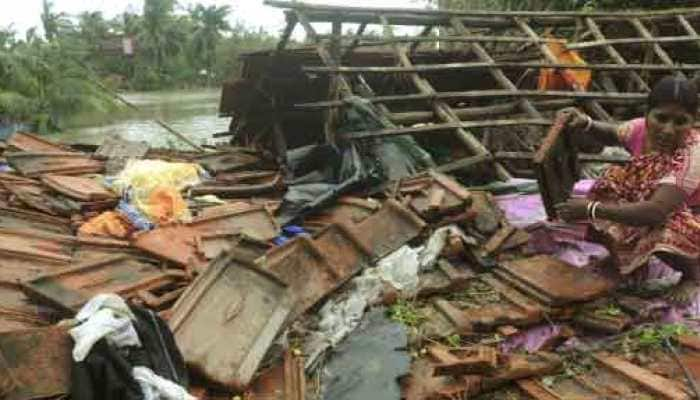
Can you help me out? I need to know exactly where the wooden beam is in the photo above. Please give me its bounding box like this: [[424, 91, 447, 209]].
[[341, 119, 553, 140], [379, 14, 511, 180], [449, 17, 543, 126], [494, 151, 630, 164], [629, 17, 685, 79], [295, 89, 650, 109], [566, 35, 700, 50], [319, 34, 566, 47], [265, 1, 700, 20], [584, 17, 650, 92], [302, 61, 700, 74], [390, 99, 574, 125]]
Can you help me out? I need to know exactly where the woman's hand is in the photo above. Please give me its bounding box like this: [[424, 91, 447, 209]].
[[555, 199, 590, 222], [558, 107, 591, 131]]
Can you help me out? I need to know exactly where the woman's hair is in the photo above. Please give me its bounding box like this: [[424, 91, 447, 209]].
[[648, 75, 698, 114]]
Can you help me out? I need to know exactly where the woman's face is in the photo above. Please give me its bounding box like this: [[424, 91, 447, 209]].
[[646, 104, 695, 153]]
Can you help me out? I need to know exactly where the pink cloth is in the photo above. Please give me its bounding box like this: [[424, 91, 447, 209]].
[[616, 118, 700, 206]]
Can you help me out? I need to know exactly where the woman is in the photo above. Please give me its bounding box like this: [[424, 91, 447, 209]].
[[556, 76, 700, 304]]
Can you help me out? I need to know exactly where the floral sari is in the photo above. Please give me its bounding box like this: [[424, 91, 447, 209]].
[[589, 118, 700, 274]]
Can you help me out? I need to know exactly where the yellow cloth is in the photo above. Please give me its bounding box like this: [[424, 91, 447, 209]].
[[112, 159, 203, 224]]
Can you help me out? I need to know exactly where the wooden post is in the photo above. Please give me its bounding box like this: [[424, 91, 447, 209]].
[[584, 17, 650, 92], [380, 15, 511, 180], [629, 17, 686, 79]]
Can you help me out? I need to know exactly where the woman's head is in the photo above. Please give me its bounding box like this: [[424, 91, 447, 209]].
[[646, 76, 698, 153]]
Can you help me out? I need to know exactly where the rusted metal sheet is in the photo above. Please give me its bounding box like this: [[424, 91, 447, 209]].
[[41, 174, 116, 201], [73, 236, 145, 263], [169, 251, 294, 390], [417, 259, 474, 298], [214, 170, 279, 184], [495, 255, 615, 306], [191, 203, 279, 241], [246, 351, 306, 400], [133, 224, 207, 270], [6, 132, 71, 153], [433, 346, 499, 376], [0, 327, 71, 400], [535, 114, 580, 219], [0, 206, 71, 234], [135, 204, 278, 270], [261, 224, 370, 319], [0, 282, 45, 333], [353, 199, 426, 260], [198, 232, 270, 261], [305, 196, 380, 229], [3, 179, 79, 216], [191, 174, 282, 197], [23, 255, 182, 314], [0, 229, 73, 283], [194, 149, 263, 174], [6, 151, 104, 177], [594, 354, 691, 400], [399, 171, 472, 219]]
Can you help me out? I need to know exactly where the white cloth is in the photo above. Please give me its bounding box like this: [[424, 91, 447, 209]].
[[133, 367, 197, 400], [70, 294, 141, 362]]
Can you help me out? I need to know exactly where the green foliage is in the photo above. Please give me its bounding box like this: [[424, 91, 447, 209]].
[[388, 300, 427, 327], [0, 0, 277, 129]]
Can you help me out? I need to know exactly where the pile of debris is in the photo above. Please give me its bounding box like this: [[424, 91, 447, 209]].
[[6, 1, 700, 400]]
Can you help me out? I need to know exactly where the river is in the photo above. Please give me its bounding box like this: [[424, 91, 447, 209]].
[[49, 89, 230, 150]]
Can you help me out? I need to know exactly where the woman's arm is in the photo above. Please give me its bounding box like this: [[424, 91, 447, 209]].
[[596, 185, 685, 226], [559, 107, 622, 146], [555, 185, 685, 226]]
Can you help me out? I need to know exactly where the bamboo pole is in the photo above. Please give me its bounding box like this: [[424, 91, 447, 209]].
[[264, 1, 700, 20], [566, 35, 700, 50], [584, 17, 650, 92], [342, 119, 553, 140], [318, 34, 566, 46], [302, 61, 700, 74], [91, 79, 204, 152], [629, 17, 686, 79], [379, 14, 511, 180], [295, 89, 650, 109]]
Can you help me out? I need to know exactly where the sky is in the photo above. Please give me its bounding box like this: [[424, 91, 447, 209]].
[[0, 0, 429, 37]]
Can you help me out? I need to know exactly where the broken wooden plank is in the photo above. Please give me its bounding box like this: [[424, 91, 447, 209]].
[[169, 251, 294, 390], [594, 354, 691, 400]]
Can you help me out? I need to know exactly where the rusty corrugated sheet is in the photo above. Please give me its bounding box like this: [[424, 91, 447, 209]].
[[23, 255, 183, 314], [169, 251, 294, 390], [6, 151, 104, 177], [0, 327, 71, 400], [6, 132, 72, 153], [0, 282, 46, 333], [353, 199, 426, 260], [0, 206, 71, 234], [0, 229, 74, 283], [495, 255, 616, 306], [194, 149, 264, 174], [399, 171, 472, 220], [41, 175, 117, 201], [262, 222, 371, 319], [135, 204, 278, 270]]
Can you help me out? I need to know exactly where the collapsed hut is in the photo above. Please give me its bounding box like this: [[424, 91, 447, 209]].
[[220, 2, 700, 181]]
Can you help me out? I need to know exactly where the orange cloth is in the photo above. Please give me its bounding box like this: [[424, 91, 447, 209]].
[[141, 186, 189, 225], [79, 211, 132, 239], [538, 40, 591, 91]]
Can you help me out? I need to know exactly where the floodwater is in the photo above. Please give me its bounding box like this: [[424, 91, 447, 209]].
[[49, 89, 230, 149]]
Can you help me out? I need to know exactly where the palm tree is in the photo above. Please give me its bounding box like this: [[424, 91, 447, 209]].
[[40, 0, 71, 42], [190, 4, 231, 85], [140, 0, 181, 78]]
